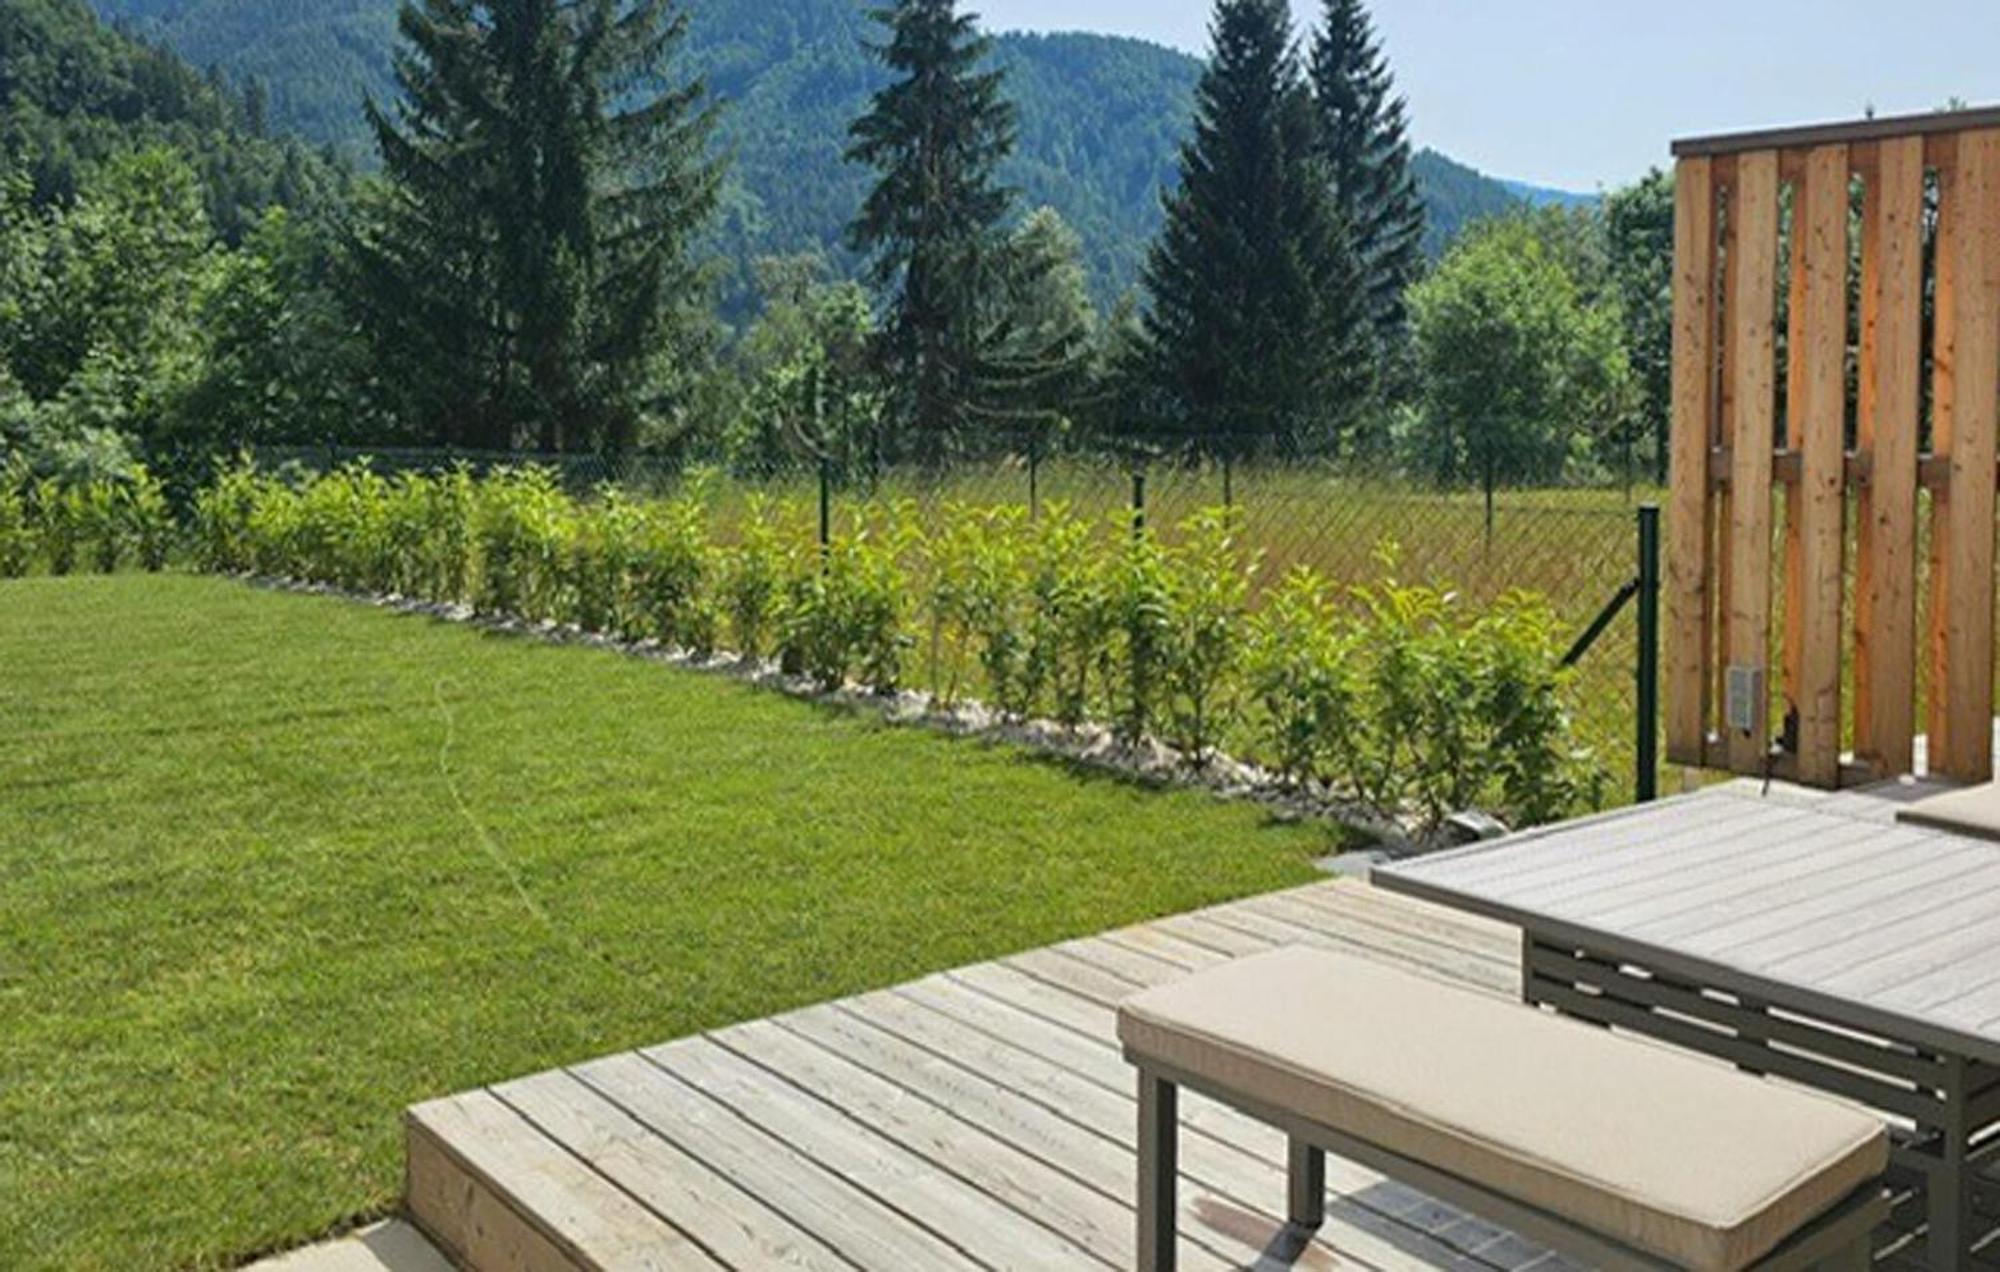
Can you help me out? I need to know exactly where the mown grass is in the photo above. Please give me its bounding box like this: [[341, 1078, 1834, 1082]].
[[0, 573, 1335, 1271]]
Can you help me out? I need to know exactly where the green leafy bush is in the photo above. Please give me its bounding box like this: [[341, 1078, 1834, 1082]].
[[127, 467, 175, 571], [781, 511, 913, 693], [1109, 527, 1172, 744], [631, 473, 719, 654], [720, 494, 789, 662], [34, 479, 80, 575], [475, 468, 568, 620], [1244, 567, 1359, 787], [173, 463, 1602, 829], [1160, 509, 1256, 764], [0, 466, 31, 578], [566, 487, 639, 634]]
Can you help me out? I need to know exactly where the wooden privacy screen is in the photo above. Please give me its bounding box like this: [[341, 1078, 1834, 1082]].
[[1667, 107, 2000, 787]]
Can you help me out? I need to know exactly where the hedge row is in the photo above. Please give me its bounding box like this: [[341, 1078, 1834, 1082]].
[[0, 464, 176, 578], [186, 460, 1606, 826]]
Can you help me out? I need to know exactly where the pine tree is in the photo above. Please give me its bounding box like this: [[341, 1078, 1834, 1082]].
[[1308, 0, 1424, 372], [986, 207, 1098, 438], [352, 0, 721, 453], [1138, 0, 1367, 455], [846, 0, 1016, 463]]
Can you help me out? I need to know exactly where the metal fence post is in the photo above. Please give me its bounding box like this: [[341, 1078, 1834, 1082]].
[[1636, 503, 1661, 802], [818, 455, 832, 570], [1028, 436, 1040, 522], [1131, 469, 1147, 540]]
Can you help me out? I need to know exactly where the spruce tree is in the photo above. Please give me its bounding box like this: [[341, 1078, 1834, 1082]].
[[1139, 0, 1366, 455], [986, 207, 1098, 437], [1309, 0, 1425, 370], [846, 0, 1016, 462], [352, 0, 720, 452]]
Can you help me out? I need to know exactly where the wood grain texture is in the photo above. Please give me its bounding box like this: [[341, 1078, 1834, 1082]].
[[1928, 129, 2000, 782], [1781, 144, 1852, 785], [1725, 149, 1782, 773], [1668, 154, 1719, 765], [405, 880, 1555, 1272], [1854, 134, 1927, 777]]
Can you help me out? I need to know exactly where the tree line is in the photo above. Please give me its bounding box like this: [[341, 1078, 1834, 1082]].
[[0, 0, 1677, 489]]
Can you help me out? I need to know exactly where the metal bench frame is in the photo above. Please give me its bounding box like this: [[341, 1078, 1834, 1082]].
[[1127, 1051, 1889, 1271]]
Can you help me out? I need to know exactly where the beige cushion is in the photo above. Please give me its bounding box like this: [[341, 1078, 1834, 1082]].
[[1117, 946, 1886, 1271], [1898, 781, 2000, 841]]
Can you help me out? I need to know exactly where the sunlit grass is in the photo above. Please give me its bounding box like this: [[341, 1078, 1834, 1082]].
[[0, 574, 1334, 1270]]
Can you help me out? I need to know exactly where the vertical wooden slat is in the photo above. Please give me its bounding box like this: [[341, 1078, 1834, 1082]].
[[1780, 144, 1851, 786], [1928, 130, 2000, 783], [1853, 135, 1926, 777], [1724, 150, 1781, 774], [1667, 155, 1718, 766]]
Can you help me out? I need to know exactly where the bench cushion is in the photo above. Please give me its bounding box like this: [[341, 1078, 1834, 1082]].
[[1117, 945, 1886, 1271]]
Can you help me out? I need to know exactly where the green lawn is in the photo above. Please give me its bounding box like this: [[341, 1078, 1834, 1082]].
[[0, 574, 1330, 1270]]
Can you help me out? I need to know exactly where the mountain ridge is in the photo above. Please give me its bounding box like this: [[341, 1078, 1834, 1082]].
[[87, 0, 1548, 301]]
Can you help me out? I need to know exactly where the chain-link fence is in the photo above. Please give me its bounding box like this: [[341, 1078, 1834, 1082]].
[[253, 433, 1664, 805]]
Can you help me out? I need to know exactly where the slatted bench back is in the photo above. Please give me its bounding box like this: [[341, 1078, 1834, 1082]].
[[1667, 107, 2000, 786]]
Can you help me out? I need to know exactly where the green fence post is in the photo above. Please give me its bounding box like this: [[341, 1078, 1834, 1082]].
[[818, 455, 832, 571], [1132, 469, 1146, 539], [1636, 503, 1661, 803]]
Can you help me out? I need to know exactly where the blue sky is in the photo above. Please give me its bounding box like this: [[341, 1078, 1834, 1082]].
[[974, 0, 2000, 191]]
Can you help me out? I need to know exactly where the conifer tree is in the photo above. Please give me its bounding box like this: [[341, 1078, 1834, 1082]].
[[1138, 0, 1366, 455], [352, 0, 721, 453], [986, 207, 1098, 437], [1309, 0, 1424, 369], [846, 0, 1016, 462]]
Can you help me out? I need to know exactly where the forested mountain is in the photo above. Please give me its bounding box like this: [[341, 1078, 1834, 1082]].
[[88, 0, 1537, 303], [2, 0, 344, 241]]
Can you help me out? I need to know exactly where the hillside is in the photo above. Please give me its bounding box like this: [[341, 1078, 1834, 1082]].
[[88, 0, 1534, 299], [1, 0, 344, 240]]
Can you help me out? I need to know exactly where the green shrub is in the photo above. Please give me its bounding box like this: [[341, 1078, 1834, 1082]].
[[566, 487, 639, 634], [1244, 567, 1359, 787], [79, 483, 128, 573], [418, 467, 478, 603], [781, 511, 912, 693], [475, 467, 568, 620], [127, 467, 175, 571], [35, 479, 80, 575], [193, 458, 265, 574], [631, 473, 718, 653], [1024, 506, 1114, 728], [0, 466, 33, 578], [1161, 509, 1256, 764], [720, 494, 788, 662], [1109, 527, 1172, 744]]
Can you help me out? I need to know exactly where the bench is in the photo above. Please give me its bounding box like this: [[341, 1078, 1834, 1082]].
[[1117, 945, 1890, 1271]]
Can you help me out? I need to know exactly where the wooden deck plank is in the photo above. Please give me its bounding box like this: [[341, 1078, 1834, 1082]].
[[403, 880, 1560, 1272], [572, 1052, 980, 1270], [407, 1091, 723, 1272], [872, 978, 1513, 1269], [708, 1018, 1166, 1271], [490, 1071, 854, 1272], [774, 1000, 1281, 1271], [645, 1037, 1097, 1271]]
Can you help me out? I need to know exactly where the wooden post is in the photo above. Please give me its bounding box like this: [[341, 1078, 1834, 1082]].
[[1780, 144, 1851, 787], [1853, 136, 1926, 779], [1666, 155, 1718, 766], [1928, 131, 2000, 783], [1723, 150, 1780, 774]]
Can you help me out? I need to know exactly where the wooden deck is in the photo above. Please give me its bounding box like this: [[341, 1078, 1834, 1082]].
[[403, 877, 1566, 1271]]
